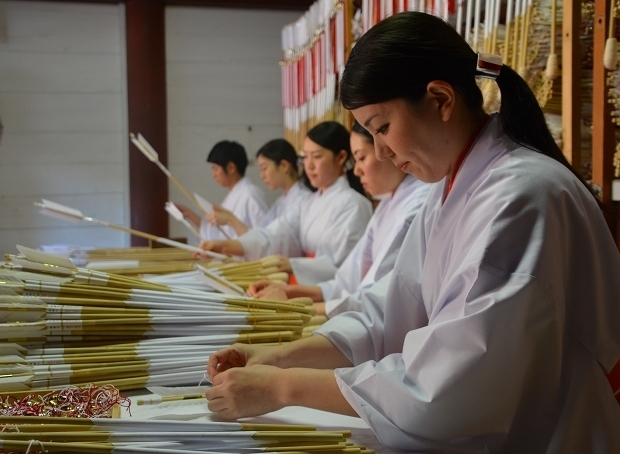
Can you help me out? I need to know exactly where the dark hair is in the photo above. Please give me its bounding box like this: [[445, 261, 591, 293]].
[[305, 121, 365, 195], [206, 140, 248, 176], [351, 120, 374, 144], [340, 12, 595, 199], [256, 139, 299, 176]]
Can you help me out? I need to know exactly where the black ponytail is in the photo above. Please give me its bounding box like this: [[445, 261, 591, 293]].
[[340, 11, 595, 199], [494, 65, 596, 198]]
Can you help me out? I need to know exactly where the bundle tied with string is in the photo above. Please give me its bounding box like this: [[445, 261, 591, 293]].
[[0, 246, 318, 394], [0, 417, 364, 454]]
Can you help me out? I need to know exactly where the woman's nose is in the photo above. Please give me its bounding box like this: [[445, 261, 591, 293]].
[[353, 161, 363, 176], [375, 143, 391, 161]]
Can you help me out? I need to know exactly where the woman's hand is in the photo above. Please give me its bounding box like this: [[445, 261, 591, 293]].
[[247, 280, 289, 297], [275, 254, 292, 274], [206, 365, 358, 420], [197, 240, 245, 257], [194, 240, 227, 259], [206, 364, 286, 420], [205, 205, 249, 236], [207, 343, 285, 381], [205, 338, 357, 419], [205, 205, 235, 227], [256, 286, 288, 301]]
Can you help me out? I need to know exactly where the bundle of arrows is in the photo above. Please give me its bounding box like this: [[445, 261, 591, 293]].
[[0, 246, 317, 394], [0, 417, 373, 453]]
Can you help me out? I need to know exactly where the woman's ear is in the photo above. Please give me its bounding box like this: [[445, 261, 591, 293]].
[[426, 80, 456, 122], [336, 149, 348, 168], [226, 161, 237, 175], [278, 160, 292, 175]]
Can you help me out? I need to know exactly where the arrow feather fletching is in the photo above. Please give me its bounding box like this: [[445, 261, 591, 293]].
[[137, 133, 159, 162], [39, 199, 84, 219], [164, 202, 184, 221], [130, 133, 156, 162]]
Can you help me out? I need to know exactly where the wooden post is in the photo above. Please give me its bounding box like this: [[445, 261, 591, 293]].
[[125, 0, 169, 246], [562, 0, 581, 170], [592, 0, 619, 246]]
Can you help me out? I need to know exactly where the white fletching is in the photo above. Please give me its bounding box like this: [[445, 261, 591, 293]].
[[165, 201, 185, 221], [39, 199, 84, 218], [129, 133, 152, 160], [36, 199, 84, 224], [137, 133, 159, 162], [165, 201, 204, 241]]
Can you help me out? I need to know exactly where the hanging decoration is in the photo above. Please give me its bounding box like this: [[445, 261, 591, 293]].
[[605, 0, 620, 182], [282, 0, 561, 150]]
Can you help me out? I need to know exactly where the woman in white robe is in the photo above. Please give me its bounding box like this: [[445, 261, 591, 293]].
[[201, 122, 373, 286], [176, 140, 269, 240], [205, 139, 313, 234], [203, 13, 620, 453], [247, 121, 431, 317]]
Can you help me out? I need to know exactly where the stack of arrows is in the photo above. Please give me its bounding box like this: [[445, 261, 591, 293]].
[[0, 417, 372, 453], [0, 246, 316, 394]]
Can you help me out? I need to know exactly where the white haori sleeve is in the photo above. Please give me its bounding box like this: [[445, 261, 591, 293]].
[[220, 177, 270, 230], [239, 186, 270, 229], [260, 182, 312, 228], [237, 203, 304, 261], [259, 194, 285, 228], [289, 255, 338, 286], [314, 272, 395, 365], [317, 278, 336, 301], [290, 200, 372, 285], [332, 265, 620, 452], [323, 178, 430, 317], [323, 224, 406, 317], [316, 143, 620, 450]]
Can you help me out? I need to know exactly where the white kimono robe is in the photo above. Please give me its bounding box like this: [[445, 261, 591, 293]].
[[318, 174, 431, 317], [199, 177, 269, 240], [315, 115, 620, 452], [259, 180, 312, 228], [238, 176, 373, 285]]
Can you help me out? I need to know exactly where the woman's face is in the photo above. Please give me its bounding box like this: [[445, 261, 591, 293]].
[[351, 96, 453, 183], [300, 137, 346, 191], [351, 131, 405, 196], [257, 155, 287, 190], [211, 163, 231, 187]]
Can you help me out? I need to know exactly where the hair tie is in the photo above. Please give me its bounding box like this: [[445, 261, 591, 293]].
[[475, 53, 503, 80], [344, 157, 355, 172]]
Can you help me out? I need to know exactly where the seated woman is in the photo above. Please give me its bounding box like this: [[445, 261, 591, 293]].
[[176, 140, 269, 240], [203, 12, 620, 452], [247, 120, 431, 317], [200, 121, 373, 286], [203, 139, 313, 236]]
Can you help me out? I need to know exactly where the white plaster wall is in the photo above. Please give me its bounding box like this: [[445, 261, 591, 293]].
[[0, 0, 129, 255], [0, 1, 298, 255]]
